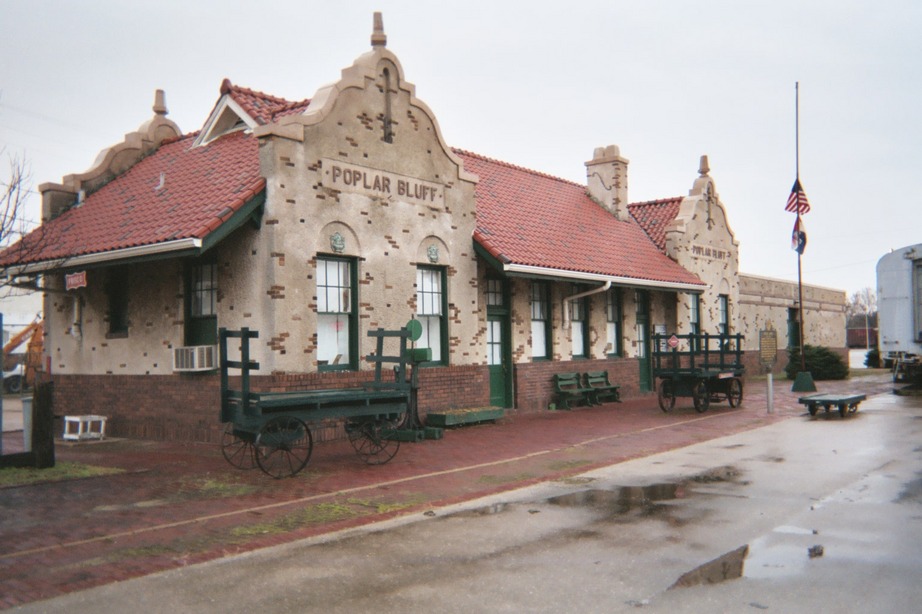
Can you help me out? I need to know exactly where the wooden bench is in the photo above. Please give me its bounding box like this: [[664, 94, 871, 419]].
[[585, 371, 621, 405], [798, 393, 866, 418], [553, 372, 595, 409]]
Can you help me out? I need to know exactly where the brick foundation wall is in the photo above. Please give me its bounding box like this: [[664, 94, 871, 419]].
[[51, 348, 848, 443], [514, 358, 645, 413], [51, 364, 492, 444]]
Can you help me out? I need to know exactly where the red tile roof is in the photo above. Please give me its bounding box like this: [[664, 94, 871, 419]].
[[0, 130, 264, 268], [627, 197, 683, 252], [456, 150, 703, 288], [0, 80, 702, 292], [220, 79, 310, 125]]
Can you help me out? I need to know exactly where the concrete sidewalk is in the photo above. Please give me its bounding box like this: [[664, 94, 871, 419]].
[[0, 372, 896, 610]]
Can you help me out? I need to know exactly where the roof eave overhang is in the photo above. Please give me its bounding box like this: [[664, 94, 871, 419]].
[[504, 263, 705, 293], [1, 189, 266, 278], [1, 237, 204, 277], [474, 241, 704, 293]]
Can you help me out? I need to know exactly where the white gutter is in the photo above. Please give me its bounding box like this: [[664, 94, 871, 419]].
[[563, 280, 611, 324], [503, 263, 705, 293], [1, 237, 203, 277]]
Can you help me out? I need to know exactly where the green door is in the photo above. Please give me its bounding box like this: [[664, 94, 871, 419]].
[[485, 278, 512, 408], [487, 314, 511, 407], [636, 291, 652, 392]]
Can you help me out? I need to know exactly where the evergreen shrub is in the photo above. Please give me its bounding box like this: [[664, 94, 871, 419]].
[[785, 345, 849, 380]]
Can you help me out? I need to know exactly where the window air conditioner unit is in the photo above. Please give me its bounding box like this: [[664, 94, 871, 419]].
[[172, 345, 218, 372]]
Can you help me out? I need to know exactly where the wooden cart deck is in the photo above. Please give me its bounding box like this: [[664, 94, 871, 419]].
[[798, 393, 866, 417]]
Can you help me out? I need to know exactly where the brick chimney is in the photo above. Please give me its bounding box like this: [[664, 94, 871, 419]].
[[585, 145, 629, 219]]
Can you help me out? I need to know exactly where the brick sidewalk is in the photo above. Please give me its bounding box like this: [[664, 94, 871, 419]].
[[0, 372, 896, 609]]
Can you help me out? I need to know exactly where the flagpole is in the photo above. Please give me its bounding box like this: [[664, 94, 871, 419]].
[[795, 82, 806, 373]]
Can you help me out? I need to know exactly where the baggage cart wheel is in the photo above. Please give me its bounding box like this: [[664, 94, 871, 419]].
[[221, 423, 257, 470], [727, 378, 743, 408], [692, 379, 710, 413], [808, 404, 818, 416], [255, 416, 313, 478], [347, 418, 400, 465], [657, 379, 676, 412]]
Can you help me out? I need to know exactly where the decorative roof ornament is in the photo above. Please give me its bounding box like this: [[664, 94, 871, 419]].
[[153, 89, 168, 116], [371, 12, 387, 48], [698, 154, 710, 177]]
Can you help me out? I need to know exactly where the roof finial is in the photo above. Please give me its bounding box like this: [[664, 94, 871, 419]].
[[371, 12, 387, 48], [698, 154, 710, 176], [153, 89, 168, 116]]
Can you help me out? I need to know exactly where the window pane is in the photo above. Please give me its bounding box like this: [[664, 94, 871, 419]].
[[192, 264, 216, 317], [419, 314, 442, 361], [572, 321, 584, 356], [486, 279, 503, 307], [532, 320, 547, 358], [417, 268, 442, 316], [607, 321, 617, 354], [318, 260, 351, 313], [488, 320, 502, 365], [317, 313, 350, 365]]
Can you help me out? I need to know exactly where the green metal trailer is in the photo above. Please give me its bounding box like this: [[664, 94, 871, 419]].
[[652, 332, 746, 413], [219, 323, 427, 478]]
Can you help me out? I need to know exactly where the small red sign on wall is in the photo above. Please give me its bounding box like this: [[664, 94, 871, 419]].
[[667, 335, 680, 349], [66, 271, 87, 291]]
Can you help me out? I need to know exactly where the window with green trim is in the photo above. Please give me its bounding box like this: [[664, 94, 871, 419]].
[[530, 281, 551, 359], [690, 294, 700, 336], [317, 257, 356, 369], [570, 285, 589, 358], [606, 287, 622, 357], [106, 268, 129, 337], [185, 261, 218, 345], [718, 294, 729, 336], [417, 266, 447, 364], [689, 294, 701, 351]]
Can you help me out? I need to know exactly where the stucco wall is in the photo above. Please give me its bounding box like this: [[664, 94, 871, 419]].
[[247, 50, 482, 373], [738, 273, 846, 350]]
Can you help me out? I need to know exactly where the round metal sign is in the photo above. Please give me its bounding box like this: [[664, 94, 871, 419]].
[[406, 319, 423, 342]]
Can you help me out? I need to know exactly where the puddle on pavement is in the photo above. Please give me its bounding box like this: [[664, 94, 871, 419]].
[[447, 466, 743, 526], [548, 483, 685, 517], [670, 544, 749, 588]]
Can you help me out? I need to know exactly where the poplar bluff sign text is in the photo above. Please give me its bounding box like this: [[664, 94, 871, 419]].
[[324, 159, 444, 206]]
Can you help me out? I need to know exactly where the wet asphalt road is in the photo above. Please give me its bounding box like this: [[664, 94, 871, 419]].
[[14, 391, 922, 613]]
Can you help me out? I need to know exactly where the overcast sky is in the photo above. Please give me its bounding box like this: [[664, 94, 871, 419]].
[[1, 0, 919, 314]]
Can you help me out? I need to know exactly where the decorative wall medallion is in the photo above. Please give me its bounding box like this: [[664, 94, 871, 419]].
[[427, 244, 439, 263], [330, 232, 346, 254]]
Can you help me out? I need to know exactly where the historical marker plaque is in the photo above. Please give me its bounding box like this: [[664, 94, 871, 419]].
[[759, 328, 778, 367]]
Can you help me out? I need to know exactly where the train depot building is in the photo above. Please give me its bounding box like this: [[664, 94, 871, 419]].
[[0, 15, 845, 442]]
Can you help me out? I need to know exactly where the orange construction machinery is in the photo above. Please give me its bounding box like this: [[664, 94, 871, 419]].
[[3, 319, 43, 393]]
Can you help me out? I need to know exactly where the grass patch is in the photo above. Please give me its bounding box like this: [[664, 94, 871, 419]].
[[182, 476, 258, 498], [0, 461, 124, 487], [230, 501, 359, 538], [547, 459, 592, 471], [346, 495, 426, 514], [477, 472, 536, 485]]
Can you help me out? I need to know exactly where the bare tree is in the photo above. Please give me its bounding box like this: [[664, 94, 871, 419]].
[[1, 149, 35, 248], [846, 287, 877, 321]]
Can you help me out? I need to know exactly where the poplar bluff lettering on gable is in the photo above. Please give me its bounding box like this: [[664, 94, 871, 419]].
[[324, 159, 444, 206]]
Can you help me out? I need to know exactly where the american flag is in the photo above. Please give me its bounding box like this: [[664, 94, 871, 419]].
[[785, 178, 810, 214]]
